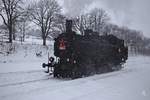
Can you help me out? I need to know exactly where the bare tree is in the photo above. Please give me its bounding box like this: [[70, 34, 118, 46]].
[[88, 8, 110, 34], [16, 16, 29, 43], [74, 8, 110, 35], [29, 0, 61, 46], [48, 14, 66, 38], [54, 14, 66, 33], [73, 15, 86, 35], [0, 0, 24, 43]]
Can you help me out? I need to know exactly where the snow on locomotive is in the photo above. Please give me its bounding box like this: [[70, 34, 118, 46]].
[[43, 20, 128, 79]]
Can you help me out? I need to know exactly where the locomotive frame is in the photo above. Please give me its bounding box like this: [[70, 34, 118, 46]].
[[42, 20, 128, 79]]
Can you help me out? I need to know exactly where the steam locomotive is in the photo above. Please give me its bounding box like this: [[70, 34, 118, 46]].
[[43, 20, 128, 79]]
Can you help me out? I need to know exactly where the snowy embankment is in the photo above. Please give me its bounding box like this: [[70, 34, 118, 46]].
[[0, 39, 150, 100], [0, 36, 54, 73]]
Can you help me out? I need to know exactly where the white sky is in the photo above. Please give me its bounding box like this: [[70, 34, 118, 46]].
[[58, 0, 150, 38], [0, 0, 150, 38]]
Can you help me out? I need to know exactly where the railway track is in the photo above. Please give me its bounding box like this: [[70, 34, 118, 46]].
[[0, 70, 52, 87], [0, 78, 50, 87]]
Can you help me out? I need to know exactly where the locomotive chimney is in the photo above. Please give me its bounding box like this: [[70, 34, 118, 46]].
[[66, 20, 72, 33]]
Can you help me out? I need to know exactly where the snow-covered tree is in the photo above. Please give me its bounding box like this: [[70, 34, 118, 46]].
[[0, 0, 25, 43], [28, 0, 61, 46], [74, 8, 110, 35]]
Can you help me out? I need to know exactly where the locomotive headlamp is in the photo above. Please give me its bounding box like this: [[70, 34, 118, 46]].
[[73, 60, 76, 64], [67, 58, 70, 62], [118, 48, 121, 53], [49, 57, 54, 62]]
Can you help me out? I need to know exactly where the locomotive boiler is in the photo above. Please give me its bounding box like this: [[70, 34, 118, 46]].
[[43, 20, 128, 79]]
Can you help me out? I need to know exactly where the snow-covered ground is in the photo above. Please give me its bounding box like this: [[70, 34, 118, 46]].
[[0, 39, 150, 100], [0, 36, 54, 73]]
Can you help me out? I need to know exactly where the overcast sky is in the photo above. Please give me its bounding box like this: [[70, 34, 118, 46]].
[[57, 0, 150, 38], [0, 0, 149, 38]]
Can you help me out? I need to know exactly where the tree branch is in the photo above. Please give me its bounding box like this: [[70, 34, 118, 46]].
[[0, 13, 8, 26]]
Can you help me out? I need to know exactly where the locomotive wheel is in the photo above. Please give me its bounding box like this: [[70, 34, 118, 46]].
[[71, 71, 82, 79], [71, 66, 83, 79], [112, 64, 122, 71], [53, 65, 60, 78], [54, 72, 59, 78]]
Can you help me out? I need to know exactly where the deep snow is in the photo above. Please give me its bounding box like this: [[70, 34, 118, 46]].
[[0, 39, 150, 100]]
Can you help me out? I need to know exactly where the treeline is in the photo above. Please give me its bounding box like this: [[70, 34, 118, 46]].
[[0, 0, 64, 45], [0, 0, 150, 55], [72, 8, 150, 55]]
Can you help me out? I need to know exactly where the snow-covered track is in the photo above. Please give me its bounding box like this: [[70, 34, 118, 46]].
[[0, 56, 150, 100], [0, 70, 42, 75], [0, 70, 51, 87], [0, 78, 49, 87]]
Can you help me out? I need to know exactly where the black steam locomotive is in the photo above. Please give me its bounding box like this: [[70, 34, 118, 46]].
[[43, 20, 128, 79]]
